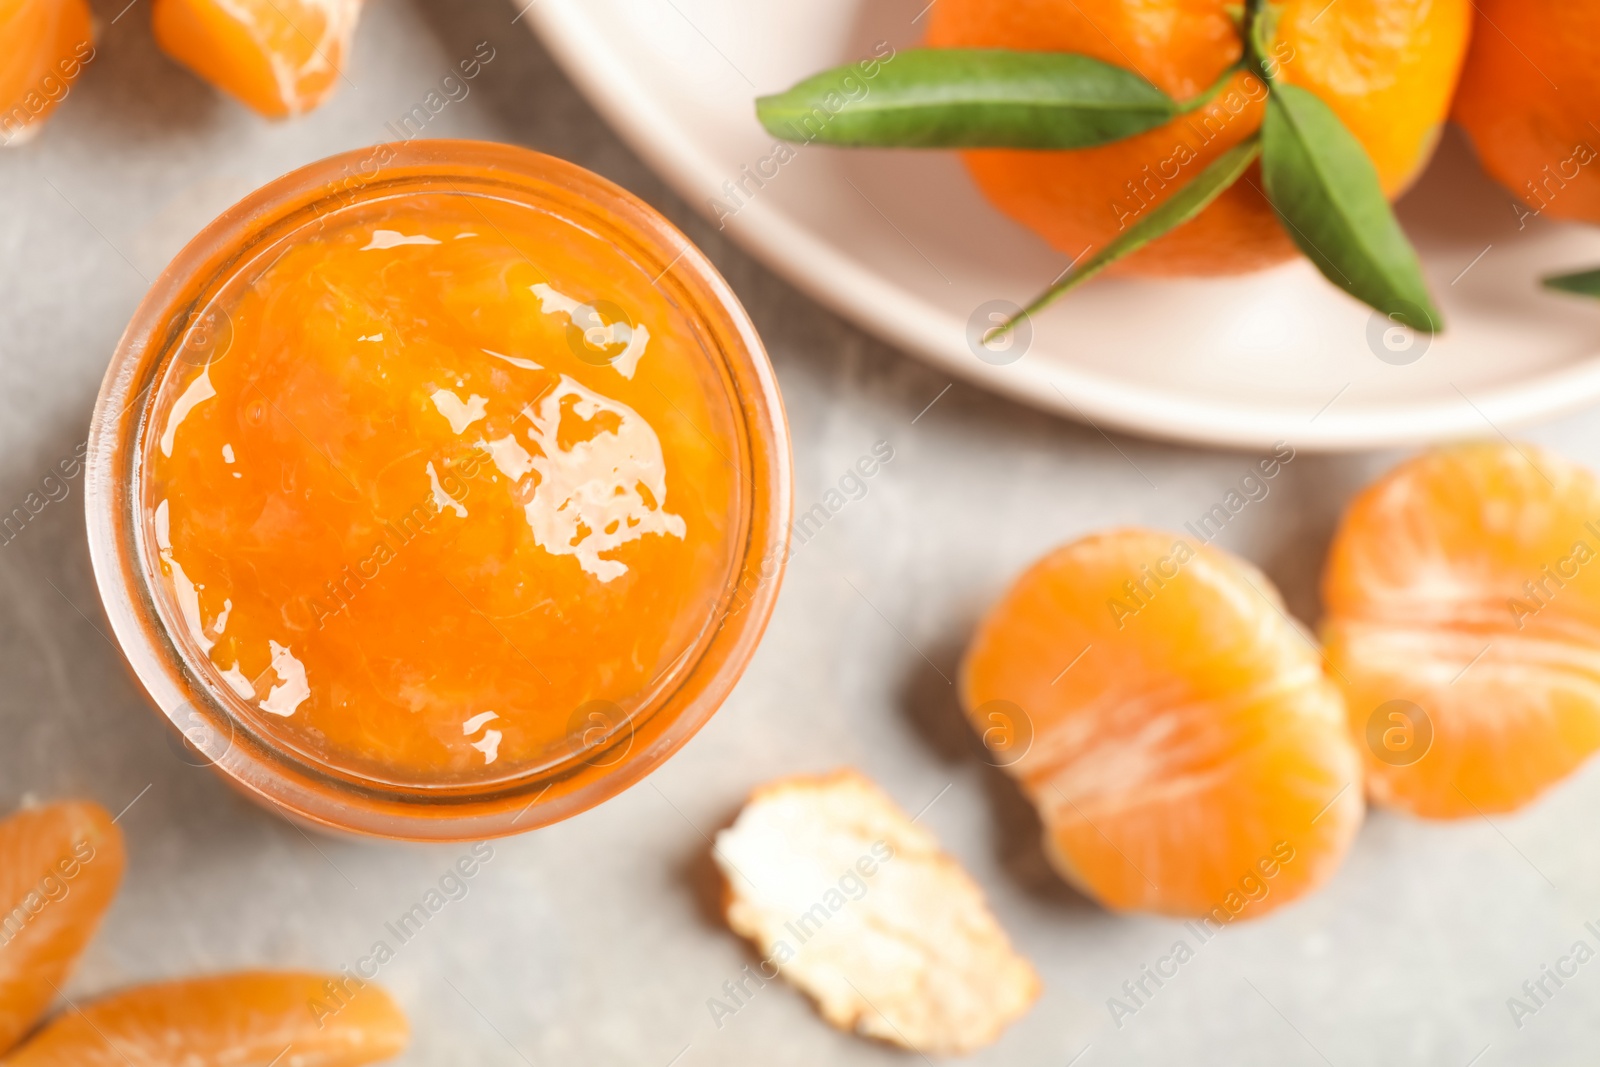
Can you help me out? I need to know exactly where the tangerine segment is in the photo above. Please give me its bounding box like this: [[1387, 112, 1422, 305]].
[[0, 802, 124, 1057], [5, 972, 408, 1067], [1453, 0, 1600, 224], [962, 529, 1362, 919], [151, 0, 361, 118], [0, 0, 94, 147], [924, 0, 1469, 276], [1322, 443, 1600, 818]]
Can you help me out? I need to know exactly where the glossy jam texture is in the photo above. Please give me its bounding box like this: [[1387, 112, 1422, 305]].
[[142, 193, 741, 785]]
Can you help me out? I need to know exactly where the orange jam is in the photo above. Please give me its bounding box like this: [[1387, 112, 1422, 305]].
[[140, 190, 745, 787]]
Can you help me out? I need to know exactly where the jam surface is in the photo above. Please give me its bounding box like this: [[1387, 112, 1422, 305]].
[[143, 192, 741, 785]]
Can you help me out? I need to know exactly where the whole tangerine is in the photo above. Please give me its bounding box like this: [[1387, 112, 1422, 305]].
[[1453, 0, 1600, 225], [924, 0, 1471, 275]]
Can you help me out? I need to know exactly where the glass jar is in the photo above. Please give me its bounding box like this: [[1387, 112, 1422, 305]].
[[86, 140, 791, 840]]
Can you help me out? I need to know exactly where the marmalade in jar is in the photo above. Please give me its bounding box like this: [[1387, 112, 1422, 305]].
[[140, 190, 743, 787]]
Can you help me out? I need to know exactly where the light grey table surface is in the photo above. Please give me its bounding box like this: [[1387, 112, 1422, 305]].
[[5, 1, 1600, 1064]]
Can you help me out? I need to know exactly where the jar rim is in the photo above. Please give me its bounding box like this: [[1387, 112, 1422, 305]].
[[86, 139, 792, 840]]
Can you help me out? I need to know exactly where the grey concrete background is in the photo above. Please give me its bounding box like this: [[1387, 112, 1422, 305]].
[[4, 0, 1600, 1063]]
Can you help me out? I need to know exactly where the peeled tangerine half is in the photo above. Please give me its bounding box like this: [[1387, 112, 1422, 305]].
[[6, 972, 409, 1067], [962, 529, 1363, 921], [0, 0, 94, 146], [1323, 442, 1600, 818], [152, 0, 361, 117], [0, 802, 124, 1056]]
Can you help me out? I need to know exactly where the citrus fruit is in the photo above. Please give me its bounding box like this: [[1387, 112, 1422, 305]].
[[1323, 442, 1600, 818], [0, 801, 124, 1056], [961, 528, 1363, 919], [5, 971, 409, 1066], [924, 0, 1470, 275], [151, 0, 362, 118], [0, 0, 94, 147], [1453, 0, 1600, 225]]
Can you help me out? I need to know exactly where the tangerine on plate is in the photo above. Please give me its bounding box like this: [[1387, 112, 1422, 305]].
[[1453, 0, 1600, 225], [961, 528, 1363, 919], [1323, 442, 1600, 818], [5, 972, 409, 1066], [923, 0, 1470, 275], [151, 0, 361, 118], [0, 801, 124, 1056], [0, 0, 94, 147]]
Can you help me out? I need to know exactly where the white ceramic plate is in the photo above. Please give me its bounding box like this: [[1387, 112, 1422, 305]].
[[524, 0, 1600, 451]]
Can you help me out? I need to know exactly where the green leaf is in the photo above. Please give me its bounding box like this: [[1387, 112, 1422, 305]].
[[755, 49, 1176, 150], [993, 136, 1262, 334], [1260, 83, 1442, 332], [1544, 268, 1600, 298]]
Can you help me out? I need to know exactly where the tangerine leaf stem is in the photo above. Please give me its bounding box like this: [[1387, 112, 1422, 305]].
[[1176, 62, 1244, 115], [990, 136, 1262, 339], [1242, 0, 1277, 85]]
